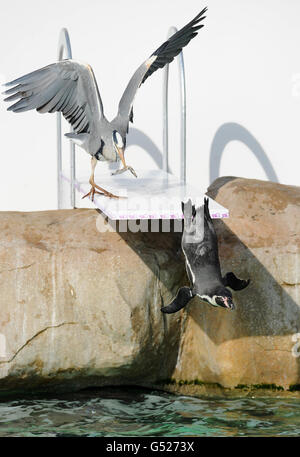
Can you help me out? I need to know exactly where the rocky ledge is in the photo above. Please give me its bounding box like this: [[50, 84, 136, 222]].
[[0, 176, 299, 397]]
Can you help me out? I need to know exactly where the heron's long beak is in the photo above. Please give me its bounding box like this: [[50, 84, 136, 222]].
[[116, 146, 126, 168]]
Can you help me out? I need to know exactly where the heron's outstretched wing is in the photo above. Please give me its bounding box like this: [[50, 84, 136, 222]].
[[3, 60, 103, 135], [222, 272, 250, 291], [116, 7, 207, 131], [161, 287, 194, 314]]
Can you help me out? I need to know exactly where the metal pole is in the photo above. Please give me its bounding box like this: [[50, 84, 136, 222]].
[[57, 28, 75, 209], [178, 50, 186, 185], [162, 26, 187, 184], [162, 54, 169, 174]]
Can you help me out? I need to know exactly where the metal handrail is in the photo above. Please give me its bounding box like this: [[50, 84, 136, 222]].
[[163, 26, 187, 184], [57, 28, 75, 209]]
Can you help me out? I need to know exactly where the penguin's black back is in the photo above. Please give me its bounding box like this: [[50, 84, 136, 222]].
[[182, 198, 223, 295]]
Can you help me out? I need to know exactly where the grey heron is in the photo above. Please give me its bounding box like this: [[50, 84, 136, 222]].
[[3, 8, 207, 201]]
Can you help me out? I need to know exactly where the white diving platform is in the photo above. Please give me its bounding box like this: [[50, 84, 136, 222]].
[[61, 167, 229, 220]]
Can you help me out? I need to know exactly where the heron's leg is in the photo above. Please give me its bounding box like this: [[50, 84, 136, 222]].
[[82, 156, 121, 201]]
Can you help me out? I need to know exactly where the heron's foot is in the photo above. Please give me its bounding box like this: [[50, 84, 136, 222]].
[[82, 186, 104, 202], [82, 185, 121, 201], [112, 165, 137, 178]]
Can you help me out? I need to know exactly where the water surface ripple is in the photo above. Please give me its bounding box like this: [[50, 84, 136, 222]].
[[0, 388, 299, 437]]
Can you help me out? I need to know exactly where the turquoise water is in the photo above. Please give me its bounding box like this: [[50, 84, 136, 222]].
[[0, 387, 299, 437]]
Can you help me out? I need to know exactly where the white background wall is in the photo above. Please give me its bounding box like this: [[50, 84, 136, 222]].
[[0, 0, 299, 211]]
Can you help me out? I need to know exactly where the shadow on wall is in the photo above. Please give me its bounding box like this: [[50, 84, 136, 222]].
[[118, 217, 300, 341], [116, 226, 184, 382], [209, 122, 279, 184], [115, 218, 300, 385], [108, 123, 279, 187]]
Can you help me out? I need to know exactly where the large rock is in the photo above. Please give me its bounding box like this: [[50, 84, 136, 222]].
[[172, 177, 300, 392], [0, 210, 184, 393], [0, 177, 300, 396]]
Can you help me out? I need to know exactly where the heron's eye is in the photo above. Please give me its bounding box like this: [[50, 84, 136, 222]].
[[112, 130, 123, 148]]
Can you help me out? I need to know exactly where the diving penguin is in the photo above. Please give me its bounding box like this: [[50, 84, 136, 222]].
[[161, 198, 250, 313]]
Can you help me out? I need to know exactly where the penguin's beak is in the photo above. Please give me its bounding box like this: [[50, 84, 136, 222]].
[[216, 296, 235, 310], [224, 297, 235, 310]]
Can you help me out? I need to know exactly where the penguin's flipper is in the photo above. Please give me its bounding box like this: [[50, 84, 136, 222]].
[[223, 272, 250, 291], [161, 287, 194, 314]]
